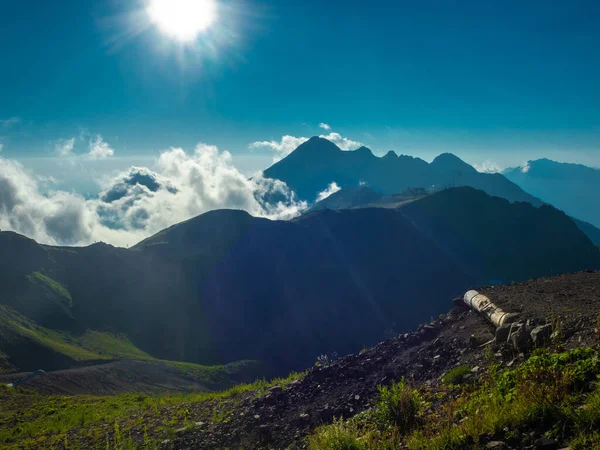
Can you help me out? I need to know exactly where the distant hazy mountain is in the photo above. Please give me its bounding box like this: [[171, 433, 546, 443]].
[[263, 137, 541, 206], [1, 188, 597, 375], [570, 218, 600, 248], [309, 186, 384, 211], [504, 159, 600, 229]]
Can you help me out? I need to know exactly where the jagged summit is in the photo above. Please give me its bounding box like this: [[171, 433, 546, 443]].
[[264, 140, 540, 205]]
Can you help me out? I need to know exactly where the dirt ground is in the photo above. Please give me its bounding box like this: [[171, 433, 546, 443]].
[[0, 360, 210, 395]]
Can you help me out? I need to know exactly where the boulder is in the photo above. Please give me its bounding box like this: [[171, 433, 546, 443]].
[[495, 324, 512, 344], [530, 324, 553, 347], [509, 324, 531, 352]]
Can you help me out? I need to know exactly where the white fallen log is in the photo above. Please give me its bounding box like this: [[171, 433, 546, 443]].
[[462, 290, 520, 327]]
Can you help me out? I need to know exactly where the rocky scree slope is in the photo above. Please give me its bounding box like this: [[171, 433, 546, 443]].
[[165, 270, 600, 449]]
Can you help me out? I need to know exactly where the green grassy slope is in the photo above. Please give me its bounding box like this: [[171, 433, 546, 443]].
[[0, 305, 261, 390], [0, 371, 304, 450], [308, 347, 600, 450]]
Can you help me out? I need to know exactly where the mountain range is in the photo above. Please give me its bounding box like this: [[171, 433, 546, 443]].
[[264, 137, 542, 205], [504, 158, 600, 229], [266, 137, 600, 247], [1, 186, 598, 376]]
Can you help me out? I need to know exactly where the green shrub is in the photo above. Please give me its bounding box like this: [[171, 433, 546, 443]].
[[307, 418, 365, 450], [375, 379, 422, 433], [441, 366, 472, 385]]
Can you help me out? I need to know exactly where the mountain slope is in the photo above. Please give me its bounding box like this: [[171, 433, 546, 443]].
[[504, 158, 600, 228], [263, 137, 542, 206], [398, 187, 599, 282], [572, 217, 600, 248], [1, 189, 598, 376], [309, 186, 384, 211], [312, 186, 600, 249]]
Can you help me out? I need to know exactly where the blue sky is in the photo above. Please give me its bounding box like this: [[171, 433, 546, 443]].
[[1, 0, 600, 179]]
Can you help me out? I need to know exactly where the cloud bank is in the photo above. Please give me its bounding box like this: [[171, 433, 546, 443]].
[[249, 135, 309, 162], [0, 143, 306, 247], [315, 182, 341, 202]]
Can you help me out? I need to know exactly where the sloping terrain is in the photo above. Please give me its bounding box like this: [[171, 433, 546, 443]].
[[312, 186, 600, 249], [0, 359, 263, 396], [0, 303, 263, 394], [504, 158, 600, 228], [1, 188, 598, 377], [2, 271, 598, 449], [398, 187, 599, 282], [263, 137, 542, 205], [308, 186, 384, 211], [164, 270, 600, 450], [571, 217, 600, 248]]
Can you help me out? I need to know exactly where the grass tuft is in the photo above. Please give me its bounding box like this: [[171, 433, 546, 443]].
[[308, 418, 365, 450], [375, 378, 422, 433]]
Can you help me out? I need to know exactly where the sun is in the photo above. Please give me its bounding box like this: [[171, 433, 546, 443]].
[[147, 0, 217, 42]]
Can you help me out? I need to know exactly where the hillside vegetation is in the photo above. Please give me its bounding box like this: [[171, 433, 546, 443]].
[[3, 271, 599, 449], [1, 188, 598, 377]]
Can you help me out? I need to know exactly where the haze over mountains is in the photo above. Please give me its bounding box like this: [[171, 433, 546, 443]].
[[504, 158, 600, 229]]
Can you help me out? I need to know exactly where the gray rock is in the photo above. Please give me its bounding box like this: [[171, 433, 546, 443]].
[[509, 324, 531, 351], [269, 385, 283, 394], [534, 436, 558, 449], [298, 412, 310, 423], [486, 442, 508, 449], [495, 324, 512, 343], [530, 324, 553, 347]]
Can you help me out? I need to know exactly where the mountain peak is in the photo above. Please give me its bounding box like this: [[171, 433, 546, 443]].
[[291, 136, 341, 157], [354, 146, 374, 157], [431, 153, 477, 173], [383, 150, 398, 159]]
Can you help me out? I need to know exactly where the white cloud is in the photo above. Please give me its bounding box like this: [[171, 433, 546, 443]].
[[56, 138, 75, 157], [318, 132, 363, 151], [0, 158, 95, 245], [88, 135, 115, 160], [0, 143, 306, 247], [319, 123, 331, 131], [521, 161, 531, 173], [315, 182, 341, 202], [472, 161, 503, 174], [249, 135, 309, 162]]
